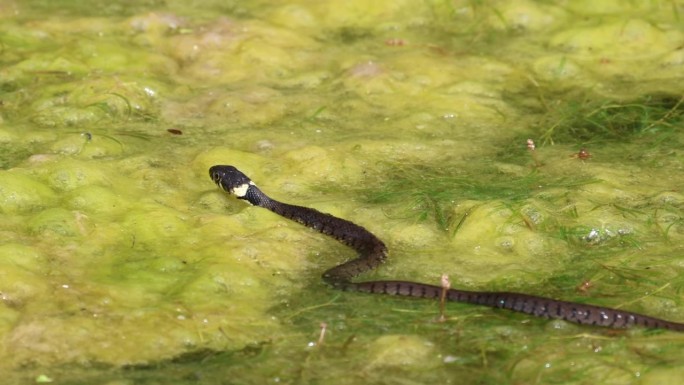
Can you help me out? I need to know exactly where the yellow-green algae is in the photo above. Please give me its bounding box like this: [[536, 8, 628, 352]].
[[0, 0, 683, 384]]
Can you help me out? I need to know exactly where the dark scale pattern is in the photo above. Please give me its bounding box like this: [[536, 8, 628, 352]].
[[210, 165, 684, 332]]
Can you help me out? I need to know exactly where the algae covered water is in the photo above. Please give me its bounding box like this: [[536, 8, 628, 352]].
[[1, 1, 684, 384]]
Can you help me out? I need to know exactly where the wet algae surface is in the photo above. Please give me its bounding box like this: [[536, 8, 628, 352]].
[[1, 1, 684, 384]]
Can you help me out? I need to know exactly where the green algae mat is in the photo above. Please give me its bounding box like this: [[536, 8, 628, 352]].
[[1, 1, 684, 384]]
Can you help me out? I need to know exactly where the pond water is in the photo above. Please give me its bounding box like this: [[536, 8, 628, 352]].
[[1, 0, 684, 384]]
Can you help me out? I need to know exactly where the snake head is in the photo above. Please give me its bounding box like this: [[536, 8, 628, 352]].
[[209, 165, 253, 198]]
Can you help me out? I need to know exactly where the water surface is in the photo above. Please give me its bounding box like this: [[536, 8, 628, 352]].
[[1, 1, 683, 384]]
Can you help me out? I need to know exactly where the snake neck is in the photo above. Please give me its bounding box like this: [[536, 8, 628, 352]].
[[252, 191, 388, 283], [269, 200, 387, 256]]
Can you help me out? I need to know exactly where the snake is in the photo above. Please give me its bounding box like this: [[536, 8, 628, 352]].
[[209, 165, 684, 331]]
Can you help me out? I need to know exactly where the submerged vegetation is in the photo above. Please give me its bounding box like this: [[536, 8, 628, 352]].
[[354, 163, 599, 231], [349, 90, 683, 224], [534, 93, 684, 145]]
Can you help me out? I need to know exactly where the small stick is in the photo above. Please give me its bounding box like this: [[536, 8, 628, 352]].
[[439, 274, 451, 322], [317, 322, 328, 346], [526, 138, 542, 167]]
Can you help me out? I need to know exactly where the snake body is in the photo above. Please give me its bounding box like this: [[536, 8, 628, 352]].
[[210, 165, 684, 331]]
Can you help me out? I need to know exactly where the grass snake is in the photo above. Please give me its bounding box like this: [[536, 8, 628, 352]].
[[210, 165, 684, 331]]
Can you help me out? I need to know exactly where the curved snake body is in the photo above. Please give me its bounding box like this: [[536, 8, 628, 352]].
[[210, 165, 684, 331]]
